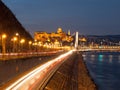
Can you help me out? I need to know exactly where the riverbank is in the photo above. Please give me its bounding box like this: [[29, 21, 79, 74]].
[[44, 51, 97, 90], [78, 52, 97, 90]]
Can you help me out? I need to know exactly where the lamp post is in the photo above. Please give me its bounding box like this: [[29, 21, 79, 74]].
[[28, 41, 32, 52], [2, 34, 7, 55], [20, 39, 25, 52], [15, 33, 20, 52], [13, 37, 18, 52]]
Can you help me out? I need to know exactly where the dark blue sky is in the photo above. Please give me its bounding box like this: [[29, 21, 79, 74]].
[[3, 0, 120, 35]]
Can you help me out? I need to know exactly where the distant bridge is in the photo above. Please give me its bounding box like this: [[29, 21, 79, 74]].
[[73, 32, 120, 51], [78, 46, 120, 51]]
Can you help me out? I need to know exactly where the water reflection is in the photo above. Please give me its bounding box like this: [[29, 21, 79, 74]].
[[108, 55, 113, 63], [82, 54, 86, 60], [16, 65, 19, 72], [98, 55, 103, 62], [118, 55, 120, 63], [91, 55, 95, 61], [83, 52, 120, 90]]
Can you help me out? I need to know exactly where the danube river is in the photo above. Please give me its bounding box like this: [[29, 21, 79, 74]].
[[83, 51, 120, 90]]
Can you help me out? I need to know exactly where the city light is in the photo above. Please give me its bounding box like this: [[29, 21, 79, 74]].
[[20, 39, 25, 44], [15, 33, 19, 36], [2, 34, 7, 54], [28, 41, 32, 45], [13, 37, 18, 41], [2, 34, 7, 39]]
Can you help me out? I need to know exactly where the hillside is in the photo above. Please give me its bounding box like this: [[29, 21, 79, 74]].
[[0, 1, 32, 40]]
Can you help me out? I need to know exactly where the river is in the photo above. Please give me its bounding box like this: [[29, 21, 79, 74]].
[[83, 51, 120, 90]]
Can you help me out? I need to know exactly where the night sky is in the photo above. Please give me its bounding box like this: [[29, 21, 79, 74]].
[[3, 0, 120, 36]]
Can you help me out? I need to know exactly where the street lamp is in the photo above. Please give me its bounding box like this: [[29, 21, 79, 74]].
[[28, 41, 32, 51], [2, 34, 7, 55], [15, 33, 20, 52], [20, 39, 25, 52], [20, 39, 25, 44], [12, 37, 18, 52], [16, 33, 19, 36]]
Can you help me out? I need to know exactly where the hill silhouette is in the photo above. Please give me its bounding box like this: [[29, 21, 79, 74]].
[[0, 1, 32, 40]]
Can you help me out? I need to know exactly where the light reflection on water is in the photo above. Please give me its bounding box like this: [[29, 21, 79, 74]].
[[91, 55, 95, 61], [83, 52, 120, 90], [98, 55, 103, 62], [118, 56, 120, 63], [108, 55, 113, 63]]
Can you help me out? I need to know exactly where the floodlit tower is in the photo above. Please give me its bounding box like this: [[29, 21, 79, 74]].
[[75, 32, 78, 49], [68, 30, 71, 35], [57, 27, 62, 33]]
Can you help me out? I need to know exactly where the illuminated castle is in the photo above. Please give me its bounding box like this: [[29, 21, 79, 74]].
[[34, 28, 73, 44]]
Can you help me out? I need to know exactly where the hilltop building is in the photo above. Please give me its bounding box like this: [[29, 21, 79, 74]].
[[34, 28, 73, 46]]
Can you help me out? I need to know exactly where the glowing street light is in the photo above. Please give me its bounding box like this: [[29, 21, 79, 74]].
[[15, 33, 21, 52], [2, 34, 7, 55], [16, 33, 19, 36], [20, 39, 25, 44], [20, 39, 25, 52], [28, 41, 32, 51], [13, 37, 18, 41], [2, 34, 7, 39], [28, 41, 32, 45], [12, 37, 18, 52]]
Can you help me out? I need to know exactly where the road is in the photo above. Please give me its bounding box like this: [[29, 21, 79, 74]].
[[0, 52, 62, 87], [0, 50, 73, 90]]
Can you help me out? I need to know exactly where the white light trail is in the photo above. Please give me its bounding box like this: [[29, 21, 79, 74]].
[[5, 50, 73, 90]]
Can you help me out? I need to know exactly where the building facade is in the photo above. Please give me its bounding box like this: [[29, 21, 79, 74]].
[[34, 28, 73, 46]]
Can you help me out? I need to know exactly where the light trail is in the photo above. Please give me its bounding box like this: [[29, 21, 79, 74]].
[[5, 50, 73, 90]]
